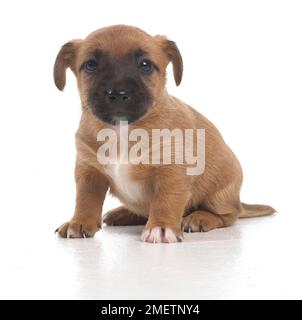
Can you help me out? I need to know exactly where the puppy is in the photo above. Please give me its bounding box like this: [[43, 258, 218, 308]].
[[54, 25, 275, 243]]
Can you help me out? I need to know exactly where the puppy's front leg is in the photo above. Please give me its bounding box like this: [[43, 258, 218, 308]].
[[56, 164, 108, 238], [142, 168, 190, 243]]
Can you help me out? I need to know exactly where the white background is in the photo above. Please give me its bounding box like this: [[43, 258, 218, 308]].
[[0, 0, 301, 299]]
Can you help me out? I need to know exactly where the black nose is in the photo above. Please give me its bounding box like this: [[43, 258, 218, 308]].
[[105, 89, 130, 103]]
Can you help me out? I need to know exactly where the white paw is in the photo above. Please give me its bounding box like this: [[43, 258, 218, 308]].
[[141, 227, 183, 243], [67, 227, 83, 239]]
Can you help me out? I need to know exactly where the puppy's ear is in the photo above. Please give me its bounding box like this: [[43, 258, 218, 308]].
[[53, 40, 81, 91], [155, 36, 183, 86]]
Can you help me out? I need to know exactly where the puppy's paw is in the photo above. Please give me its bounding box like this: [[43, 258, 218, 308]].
[[55, 219, 101, 239], [182, 211, 222, 232], [103, 206, 147, 226], [141, 227, 183, 243]]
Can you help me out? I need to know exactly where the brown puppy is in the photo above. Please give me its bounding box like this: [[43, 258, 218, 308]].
[[54, 25, 275, 243]]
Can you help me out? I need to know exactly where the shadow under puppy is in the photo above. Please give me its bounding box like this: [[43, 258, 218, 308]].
[[54, 25, 275, 243]]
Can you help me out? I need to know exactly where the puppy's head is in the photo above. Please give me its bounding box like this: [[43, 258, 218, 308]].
[[54, 25, 183, 125]]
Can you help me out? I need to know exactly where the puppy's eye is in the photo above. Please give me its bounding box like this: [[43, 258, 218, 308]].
[[138, 59, 153, 73], [84, 59, 98, 72]]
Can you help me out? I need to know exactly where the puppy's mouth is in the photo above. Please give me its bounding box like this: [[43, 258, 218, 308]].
[[87, 77, 153, 125], [89, 105, 149, 125], [107, 112, 132, 125]]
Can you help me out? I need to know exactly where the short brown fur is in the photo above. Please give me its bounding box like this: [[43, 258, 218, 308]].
[[54, 25, 275, 242]]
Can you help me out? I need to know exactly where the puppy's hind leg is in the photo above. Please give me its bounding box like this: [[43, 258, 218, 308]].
[[182, 210, 225, 232], [183, 184, 242, 233], [103, 206, 147, 226], [182, 208, 239, 233]]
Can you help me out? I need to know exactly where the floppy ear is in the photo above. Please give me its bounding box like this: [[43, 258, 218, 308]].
[[155, 36, 183, 86], [53, 40, 81, 91]]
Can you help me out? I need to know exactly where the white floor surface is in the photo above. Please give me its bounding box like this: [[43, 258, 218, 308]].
[[1, 213, 301, 300]]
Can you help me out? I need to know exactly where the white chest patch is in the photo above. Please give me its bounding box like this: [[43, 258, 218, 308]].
[[105, 162, 143, 206], [103, 128, 145, 210]]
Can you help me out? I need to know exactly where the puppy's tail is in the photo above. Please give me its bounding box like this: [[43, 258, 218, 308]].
[[239, 202, 276, 218]]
